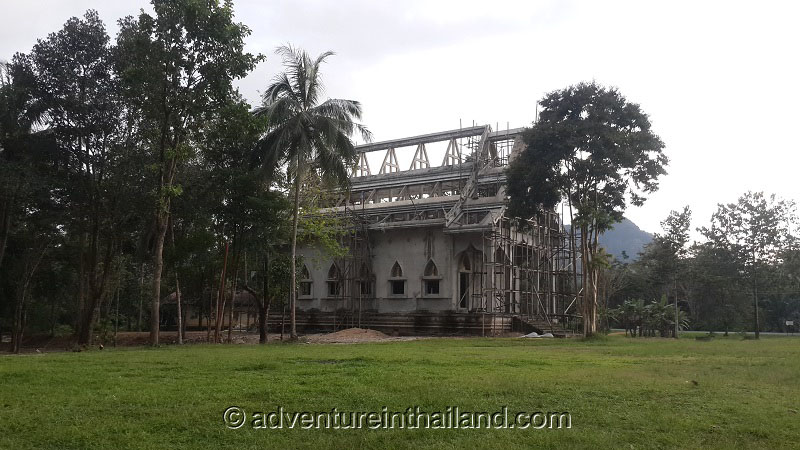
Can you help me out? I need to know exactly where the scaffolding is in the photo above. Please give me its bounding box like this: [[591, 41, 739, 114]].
[[480, 213, 579, 333], [327, 201, 375, 331], [309, 124, 582, 334]]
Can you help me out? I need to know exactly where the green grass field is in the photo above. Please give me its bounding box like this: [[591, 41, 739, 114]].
[[1, 335, 799, 449]]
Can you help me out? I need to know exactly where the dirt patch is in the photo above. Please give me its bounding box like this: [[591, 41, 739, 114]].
[[1, 331, 287, 354], [1, 328, 427, 354], [304, 327, 420, 344]]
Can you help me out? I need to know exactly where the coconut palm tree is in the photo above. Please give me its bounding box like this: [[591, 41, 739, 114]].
[[253, 45, 370, 339]]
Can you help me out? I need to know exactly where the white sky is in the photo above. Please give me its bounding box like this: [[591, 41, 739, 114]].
[[1, 0, 798, 237]]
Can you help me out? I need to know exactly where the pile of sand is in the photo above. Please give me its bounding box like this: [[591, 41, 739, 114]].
[[307, 327, 390, 343]]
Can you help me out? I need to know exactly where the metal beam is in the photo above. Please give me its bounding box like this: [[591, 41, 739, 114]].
[[487, 127, 525, 141], [379, 148, 400, 174], [442, 138, 462, 166], [352, 152, 371, 177], [350, 162, 476, 190], [409, 143, 430, 170], [356, 125, 487, 153]]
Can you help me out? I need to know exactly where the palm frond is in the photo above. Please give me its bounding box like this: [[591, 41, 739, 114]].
[[305, 50, 334, 107], [253, 45, 366, 189]]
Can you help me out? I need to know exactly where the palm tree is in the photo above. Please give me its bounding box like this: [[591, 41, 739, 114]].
[[253, 45, 370, 339]]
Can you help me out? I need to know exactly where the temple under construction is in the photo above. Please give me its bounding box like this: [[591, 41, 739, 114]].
[[293, 125, 581, 335]]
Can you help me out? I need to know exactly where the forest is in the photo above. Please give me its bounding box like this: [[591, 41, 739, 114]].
[[603, 197, 799, 337], [0, 2, 363, 352]]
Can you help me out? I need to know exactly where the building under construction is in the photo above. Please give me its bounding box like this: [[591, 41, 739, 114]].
[[294, 125, 580, 335]]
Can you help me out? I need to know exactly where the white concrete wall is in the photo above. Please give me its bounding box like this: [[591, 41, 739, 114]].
[[296, 227, 487, 314]]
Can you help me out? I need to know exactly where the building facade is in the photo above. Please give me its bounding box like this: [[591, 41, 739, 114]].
[[294, 125, 576, 335]]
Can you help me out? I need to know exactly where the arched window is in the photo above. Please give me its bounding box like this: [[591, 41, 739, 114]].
[[424, 259, 438, 277], [389, 261, 405, 296], [391, 261, 403, 278], [423, 259, 440, 295], [458, 253, 472, 309], [327, 263, 341, 296], [300, 264, 312, 297], [328, 263, 341, 279], [459, 253, 471, 272], [494, 247, 510, 263]]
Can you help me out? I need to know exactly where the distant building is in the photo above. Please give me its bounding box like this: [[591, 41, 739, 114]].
[[294, 125, 577, 335]]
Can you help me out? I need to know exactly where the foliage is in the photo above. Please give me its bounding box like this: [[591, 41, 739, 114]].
[[507, 81, 668, 336], [700, 192, 796, 271], [254, 45, 370, 338], [700, 192, 798, 337], [23, 10, 136, 345], [610, 296, 690, 337], [114, 0, 262, 345], [609, 196, 798, 334], [0, 2, 293, 350], [507, 81, 667, 226]]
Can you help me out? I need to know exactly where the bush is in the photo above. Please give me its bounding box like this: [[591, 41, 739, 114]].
[[52, 324, 74, 337]]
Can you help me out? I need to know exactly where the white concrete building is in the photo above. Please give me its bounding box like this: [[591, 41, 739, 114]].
[[294, 125, 574, 335]]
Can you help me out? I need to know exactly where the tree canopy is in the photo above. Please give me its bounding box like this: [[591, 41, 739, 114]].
[[507, 81, 668, 336], [253, 45, 370, 339]]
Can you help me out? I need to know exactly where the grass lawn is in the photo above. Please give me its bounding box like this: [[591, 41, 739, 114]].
[[1, 335, 799, 449]]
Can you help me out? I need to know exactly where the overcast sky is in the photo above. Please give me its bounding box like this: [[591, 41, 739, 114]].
[[1, 0, 798, 237]]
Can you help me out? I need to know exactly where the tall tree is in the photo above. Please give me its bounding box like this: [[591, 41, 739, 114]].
[[198, 99, 288, 343], [507, 81, 667, 336], [687, 241, 747, 333], [0, 59, 61, 352], [0, 59, 52, 270], [639, 206, 691, 337], [700, 192, 798, 338], [27, 10, 126, 344], [253, 46, 370, 339], [115, 0, 260, 345]]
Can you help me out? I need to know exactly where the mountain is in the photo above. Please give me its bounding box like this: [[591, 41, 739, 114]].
[[599, 218, 653, 261], [565, 218, 653, 261]]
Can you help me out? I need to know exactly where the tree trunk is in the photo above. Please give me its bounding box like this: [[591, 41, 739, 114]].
[[208, 282, 214, 342], [150, 217, 168, 346], [592, 224, 601, 335], [176, 274, 183, 345], [753, 269, 760, 339], [215, 241, 229, 343], [76, 245, 116, 346], [259, 301, 271, 344], [77, 300, 96, 345], [227, 261, 238, 343], [207, 279, 213, 342], [258, 305, 266, 344], [581, 224, 592, 336], [170, 222, 183, 345], [138, 263, 145, 331], [10, 244, 47, 353], [114, 264, 121, 347], [259, 252, 271, 344], [289, 162, 301, 339], [76, 232, 86, 336], [0, 184, 17, 269], [674, 278, 679, 339], [50, 295, 57, 337], [11, 290, 25, 354]]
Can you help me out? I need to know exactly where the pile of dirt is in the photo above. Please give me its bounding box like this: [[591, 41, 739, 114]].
[[307, 327, 390, 343]]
